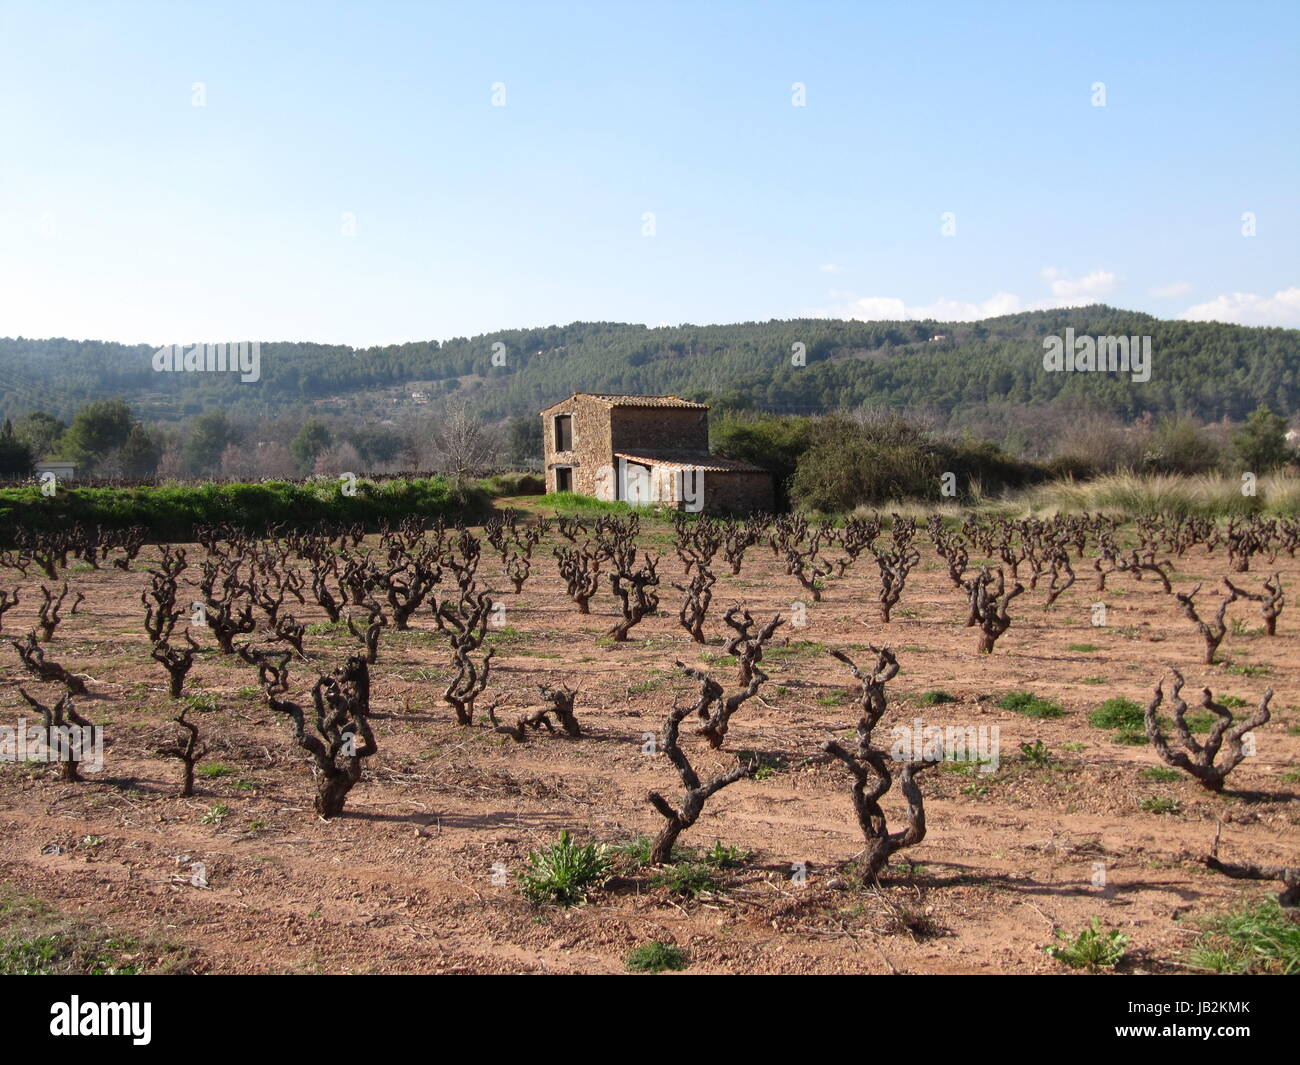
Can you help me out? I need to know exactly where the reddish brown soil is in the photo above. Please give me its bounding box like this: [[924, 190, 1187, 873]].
[[1, 513, 1296, 974]]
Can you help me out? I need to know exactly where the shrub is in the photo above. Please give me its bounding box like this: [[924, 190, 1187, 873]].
[[1232, 406, 1291, 473], [1141, 416, 1222, 475], [0, 476, 483, 546], [790, 414, 941, 512], [940, 437, 1042, 496]]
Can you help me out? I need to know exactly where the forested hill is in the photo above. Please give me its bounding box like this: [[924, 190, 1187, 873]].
[[1, 306, 1295, 424]]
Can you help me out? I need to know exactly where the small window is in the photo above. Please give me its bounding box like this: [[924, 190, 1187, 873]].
[[555, 467, 573, 492], [554, 414, 573, 451]]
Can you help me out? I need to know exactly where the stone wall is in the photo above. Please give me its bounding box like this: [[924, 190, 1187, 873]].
[[702, 470, 774, 515], [541, 394, 612, 495], [609, 407, 709, 454]]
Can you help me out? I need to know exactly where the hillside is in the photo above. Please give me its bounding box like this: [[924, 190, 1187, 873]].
[[1, 306, 1295, 425]]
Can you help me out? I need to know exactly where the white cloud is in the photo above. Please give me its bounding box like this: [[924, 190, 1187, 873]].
[[818, 263, 843, 274], [1041, 267, 1117, 299], [808, 267, 1128, 323], [1150, 281, 1194, 300], [1180, 287, 1300, 328], [821, 292, 1023, 322]]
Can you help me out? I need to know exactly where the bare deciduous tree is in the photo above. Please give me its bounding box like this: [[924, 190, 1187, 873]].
[[261, 655, 377, 818], [9, 631, 88, 695], [673, 567, 716, 644], [37, 582, 83, 642], [425, 401, 498, 494], [152, 630, 200, 698]]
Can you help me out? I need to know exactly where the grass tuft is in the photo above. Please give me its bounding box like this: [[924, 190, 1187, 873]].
[[998, 691, 1065, 718], [518, 831, 611, 907], [626, 941, 688, 973]]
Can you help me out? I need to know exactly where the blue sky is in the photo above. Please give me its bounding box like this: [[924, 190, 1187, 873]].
[[1, 0, 1296, 346]]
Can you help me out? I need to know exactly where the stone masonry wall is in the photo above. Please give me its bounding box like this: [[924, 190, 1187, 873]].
[[608, 407, 709, 454], [541, 394, 612, 496], [702, 470, 774, 515]]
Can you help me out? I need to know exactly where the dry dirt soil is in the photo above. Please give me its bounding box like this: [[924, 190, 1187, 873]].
[[1, 508, 1296, 974]]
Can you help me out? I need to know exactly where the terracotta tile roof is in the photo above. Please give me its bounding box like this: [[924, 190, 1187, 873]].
[[542, 393, 709, 411], [614, 450, 766, 473], [597, 394, 708, 409]]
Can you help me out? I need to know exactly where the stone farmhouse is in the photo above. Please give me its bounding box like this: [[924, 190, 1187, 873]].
[[539, 393, 773, 514]]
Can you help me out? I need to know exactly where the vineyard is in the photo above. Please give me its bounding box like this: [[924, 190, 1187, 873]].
[[1, 502, 1296, 974]]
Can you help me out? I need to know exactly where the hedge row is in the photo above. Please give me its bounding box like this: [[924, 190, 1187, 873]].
[[0, 477, 488, 545]]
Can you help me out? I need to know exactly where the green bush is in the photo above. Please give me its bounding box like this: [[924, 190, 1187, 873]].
[[1232, 406, 1291, 473], [0, 476, 484, 546], [783, 414, 1045, 513], [790, 414, 942, 513], [940, 437, 1042, 495]]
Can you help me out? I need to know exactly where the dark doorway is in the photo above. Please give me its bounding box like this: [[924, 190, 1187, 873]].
[[555, 467, 572, 492]]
